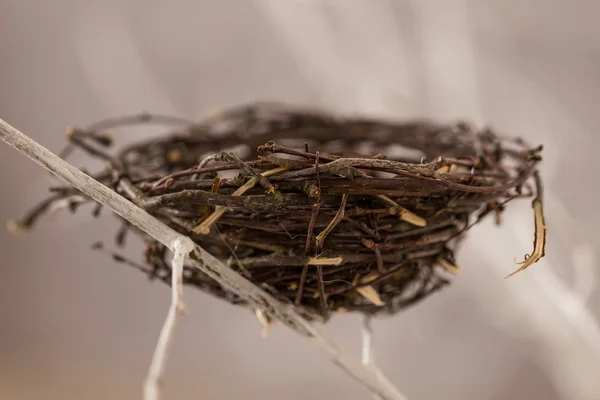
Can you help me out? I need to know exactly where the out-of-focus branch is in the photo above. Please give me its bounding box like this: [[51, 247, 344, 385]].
[[0, 117, 408, 400], [362, 316, 391, 400]]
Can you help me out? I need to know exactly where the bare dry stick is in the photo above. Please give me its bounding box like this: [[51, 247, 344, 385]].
[[505, 198, 547, 278], [376, 195, 426, 227], [362, 316, 376, 367], [144, 238, 192, 400], [362, 316, 400, 400], [0, 118, 407, 400]]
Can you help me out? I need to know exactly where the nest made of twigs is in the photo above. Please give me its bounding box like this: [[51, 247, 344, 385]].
[[12, 102, 546, 321]]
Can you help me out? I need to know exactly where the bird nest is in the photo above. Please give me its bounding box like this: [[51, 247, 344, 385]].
[[12, 102, 546, 321]]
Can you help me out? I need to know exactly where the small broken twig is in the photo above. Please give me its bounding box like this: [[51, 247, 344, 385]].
[[193, 166, 287, 234], [505, 171, 547, 278]]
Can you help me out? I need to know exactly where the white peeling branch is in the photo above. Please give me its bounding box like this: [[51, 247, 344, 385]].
[[0, 118, 407, 400], [144, 238, 192, 400], [362, 316, 406, 400]]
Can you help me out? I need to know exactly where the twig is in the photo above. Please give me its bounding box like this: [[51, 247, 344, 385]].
[[214, 151, 277, 193], [505, 171, 547, 278], [362, 316, 375, 367], [315, 194, 348, 250], [193, 166, 287, 234], [375, 195, 426, 227], [144, 238, 192, 400], [0, 118, 408, 400], [362, 316, 408, 400]]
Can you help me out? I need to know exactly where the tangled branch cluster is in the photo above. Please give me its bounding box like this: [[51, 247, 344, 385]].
[[13, 102, 545, 321]]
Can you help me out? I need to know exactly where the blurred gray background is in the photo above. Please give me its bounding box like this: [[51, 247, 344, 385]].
[[2, 1, 600, 399]]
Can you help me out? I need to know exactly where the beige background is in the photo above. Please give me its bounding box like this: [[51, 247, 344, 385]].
[[1, 1, 600, 399]]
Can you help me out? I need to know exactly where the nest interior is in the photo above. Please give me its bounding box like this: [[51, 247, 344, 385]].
[[14, 102, 544, 321]]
